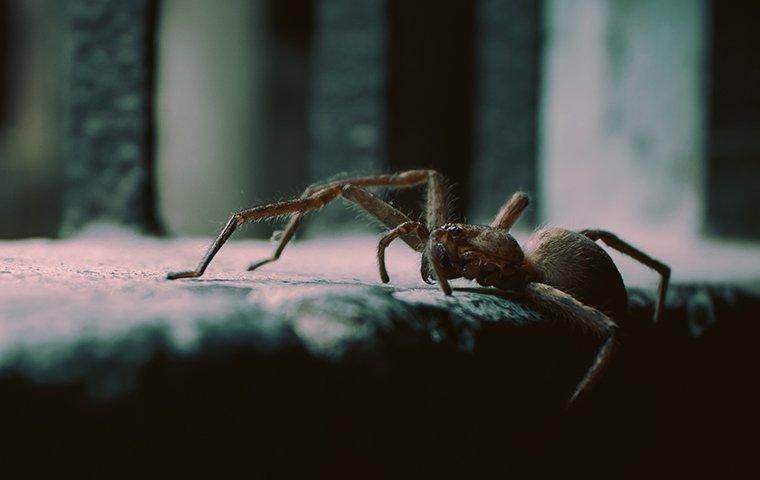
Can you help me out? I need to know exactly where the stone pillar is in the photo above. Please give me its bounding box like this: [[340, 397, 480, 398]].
[[471, 0, 542, 228], [60, 0, 160, 235], [386, 0, 475, 224], [706, 1, 760, 239], [307, 0, 387, 232], [539, 0, 707, 241], [155, 0, 268, 237]]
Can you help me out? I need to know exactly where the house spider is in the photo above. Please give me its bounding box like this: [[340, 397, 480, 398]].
[[167, 170, 670, 404]]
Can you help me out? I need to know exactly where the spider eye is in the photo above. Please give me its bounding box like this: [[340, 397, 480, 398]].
[[443, 224, 463, 236]]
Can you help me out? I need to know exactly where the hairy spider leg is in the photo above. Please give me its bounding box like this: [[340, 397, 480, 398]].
[[377, 221, 429, 283], [247, 179, 327, 271], [425, 169, 449, 230], [580, 229, 671, 323], [166, 215, 239, 280], [429, 240, 453, 295], [247, 213, 304, 271], [521, 282, 618, 406], [491, 191, 530, 231], [248, 184, 418, 271], [247, 170, 448, 273], [166, 180, 430, 280]]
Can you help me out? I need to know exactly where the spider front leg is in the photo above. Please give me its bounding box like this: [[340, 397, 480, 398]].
[[248, 170, 446, 274], [520, 282, 618, 405], [167, 215, 239, 280], [167, 185, 347, 280], [429, 240, 453, 295], [166, 182, 431, 281], [247, 212, 304, 272], [377, 221, 428, 283], [420, 170, 457, 293]]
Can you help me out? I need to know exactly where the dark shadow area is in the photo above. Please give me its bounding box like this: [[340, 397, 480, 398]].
[[386, 0, 476, 222], [706, 0, 760, 239], [546, 285, 760, 479], [1, 285, 757, 478], [0, 286, 599, 479]]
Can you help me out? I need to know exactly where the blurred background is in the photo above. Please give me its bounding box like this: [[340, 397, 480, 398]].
[[1, 0, 759, 279]]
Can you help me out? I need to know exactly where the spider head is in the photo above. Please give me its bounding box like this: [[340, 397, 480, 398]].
[[428, 223, 526, 288]]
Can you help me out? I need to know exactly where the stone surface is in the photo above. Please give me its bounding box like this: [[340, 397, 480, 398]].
[[60, 0, 159, 235], [0, 232, 757, 478], [0, 232, 604, 476], [0, 231, 579, 396]]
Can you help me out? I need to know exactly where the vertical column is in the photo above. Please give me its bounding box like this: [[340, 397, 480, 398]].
[[156, 0, 283, 238], [470, 0, 542, 228], [0, 0, 64, 238], [539, 0, 707, 241], [308, 0, 387, 232], [60, 0, 160, 235], [255, 0, 313, 230], [706, 1, 760, 239], [386, 0, 476, 224]]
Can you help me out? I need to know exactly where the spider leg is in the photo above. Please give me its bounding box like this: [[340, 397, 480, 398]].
[[429, 240, 453, 295], [580, 229, 670, 323], [520, 282, 618, 406], [167, 180, 437, 280], [425, 170, 450, 230], [166, 215, 239, 279], [490, 191, 530, 230], [248, 180, 336, 271], [248, 212, 304, 271], [377, 221, 429, 283], [167, 186, 344, 280], [248, 170, 447, 272]]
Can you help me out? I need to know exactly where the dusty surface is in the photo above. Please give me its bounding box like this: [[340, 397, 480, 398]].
[[0, 230, 553, 392], [0, 230, 593, 477], [1, 230, 757, 479]]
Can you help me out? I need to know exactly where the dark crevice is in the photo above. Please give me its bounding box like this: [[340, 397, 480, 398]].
[[386, 0, 477, 223]]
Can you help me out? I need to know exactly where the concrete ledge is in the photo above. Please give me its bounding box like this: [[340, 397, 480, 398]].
[[0, 232, 756, 478]]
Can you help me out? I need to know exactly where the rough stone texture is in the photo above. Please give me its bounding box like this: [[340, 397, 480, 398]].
[[307, 0, 387, 233], [60, 0, 159, 235], [471, 0, 542, 226], [0, 233, 758, 478]]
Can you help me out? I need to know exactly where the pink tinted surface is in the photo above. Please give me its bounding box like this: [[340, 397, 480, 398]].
[[1, 228, 759, 352]]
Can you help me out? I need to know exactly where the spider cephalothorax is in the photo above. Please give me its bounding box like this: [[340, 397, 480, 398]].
[[167, 169, 669, 405], [427, 223, 527, 291]]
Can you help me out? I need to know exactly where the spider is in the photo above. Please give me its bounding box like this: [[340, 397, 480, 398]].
[[167, 170, 670, 404]]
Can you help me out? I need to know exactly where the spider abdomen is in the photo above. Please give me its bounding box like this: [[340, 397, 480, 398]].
[[523, 227, 628, 319]]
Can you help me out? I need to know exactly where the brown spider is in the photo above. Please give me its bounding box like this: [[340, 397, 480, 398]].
[[167, 170, 670, 404]]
